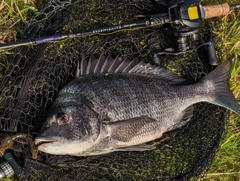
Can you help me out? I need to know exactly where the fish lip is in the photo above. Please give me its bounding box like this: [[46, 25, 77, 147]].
[[34, 137, 57, 147]]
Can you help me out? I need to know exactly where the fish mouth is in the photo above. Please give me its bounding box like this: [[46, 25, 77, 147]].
[[34, 137, 55, 147]]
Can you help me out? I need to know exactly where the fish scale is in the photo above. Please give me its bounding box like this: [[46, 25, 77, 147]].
[[80, 75, 174, 121], [34, 57, 240, 156]]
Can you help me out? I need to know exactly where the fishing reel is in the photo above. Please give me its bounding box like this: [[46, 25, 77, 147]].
[[153, 0, 221, 65]]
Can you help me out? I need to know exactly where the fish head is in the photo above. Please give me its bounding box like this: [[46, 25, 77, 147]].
[[35, 93, 101, 155]]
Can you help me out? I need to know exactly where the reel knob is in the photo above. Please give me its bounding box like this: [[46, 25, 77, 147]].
[[0, 161, 14, 180]]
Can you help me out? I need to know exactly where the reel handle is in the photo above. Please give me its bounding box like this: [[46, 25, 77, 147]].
[[203, 3, 230, 19]]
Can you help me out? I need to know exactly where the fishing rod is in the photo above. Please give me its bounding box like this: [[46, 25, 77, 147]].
[[0, 1, 239, 51], [0, 14, 169, 50]]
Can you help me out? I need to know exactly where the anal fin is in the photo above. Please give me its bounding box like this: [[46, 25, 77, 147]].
[[182, 105, 194, 122], [167, 105, 194, 131]]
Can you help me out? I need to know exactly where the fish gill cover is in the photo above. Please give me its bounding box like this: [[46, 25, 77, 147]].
[[0, 0, 227, 180]]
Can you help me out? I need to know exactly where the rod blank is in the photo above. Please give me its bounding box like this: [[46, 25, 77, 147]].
[[0, 20, 150, 50]]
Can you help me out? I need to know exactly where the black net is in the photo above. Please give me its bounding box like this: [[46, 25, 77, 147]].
[[0, 0, 228, 180]]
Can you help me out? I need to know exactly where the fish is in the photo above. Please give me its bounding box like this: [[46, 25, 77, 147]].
[[34, 54, 240, 156]]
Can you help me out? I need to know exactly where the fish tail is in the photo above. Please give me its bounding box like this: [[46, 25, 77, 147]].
[[201, 59, 240, 115]]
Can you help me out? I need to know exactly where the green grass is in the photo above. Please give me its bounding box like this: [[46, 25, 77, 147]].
[[0, 0, 38, 43], [202, 1, 240, 180], [0, 0, 240, 181]]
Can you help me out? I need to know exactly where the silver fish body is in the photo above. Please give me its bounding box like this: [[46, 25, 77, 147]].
[[35, 55, 240, 156]]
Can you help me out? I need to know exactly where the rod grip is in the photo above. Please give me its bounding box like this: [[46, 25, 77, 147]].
[[203, 3, 230, 19]]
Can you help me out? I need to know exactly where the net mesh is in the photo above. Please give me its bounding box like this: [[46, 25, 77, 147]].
[[0, 0, 228, 180]]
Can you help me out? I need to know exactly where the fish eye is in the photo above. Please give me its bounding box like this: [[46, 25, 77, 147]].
[[56, 113, 69, 125]]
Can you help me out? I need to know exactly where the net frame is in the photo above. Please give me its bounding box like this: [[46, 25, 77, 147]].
[[0, 0, 228, 180]]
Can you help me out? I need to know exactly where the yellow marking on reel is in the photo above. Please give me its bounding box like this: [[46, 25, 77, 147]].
[[188, 6, 199, 20]]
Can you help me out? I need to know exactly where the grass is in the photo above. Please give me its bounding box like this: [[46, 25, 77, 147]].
[[202, 0, 240, 180], [0, 0, 38, 43], [0, 0, 240, 181]]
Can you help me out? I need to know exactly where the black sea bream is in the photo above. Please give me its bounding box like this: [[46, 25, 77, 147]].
[[35, 55, 240, 156]]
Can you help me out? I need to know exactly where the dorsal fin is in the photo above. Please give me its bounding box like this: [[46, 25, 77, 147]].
[[76, 54, 184, 83]]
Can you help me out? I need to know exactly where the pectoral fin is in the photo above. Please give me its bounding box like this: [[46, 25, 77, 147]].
[[104, 116, 162, 149]]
